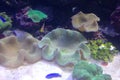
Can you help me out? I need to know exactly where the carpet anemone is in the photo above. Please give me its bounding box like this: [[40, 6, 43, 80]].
[[38, 28, 91, 66], [0, 30, 41, 68], [71, 11, 100, 32]]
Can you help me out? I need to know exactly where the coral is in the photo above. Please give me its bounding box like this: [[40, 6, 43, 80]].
[[72, 61, 112, 80], [38, 28, 91, 66], [93, 31, 106, 40], [0, 30, 41, 68], [0, 12, 12, 32], [0, 28, 90, 68], [26, 9, 48, 23], [92, 74, 112, 80], [71, 11, 100, 32], [99, 26, 120, 37], [15, 7, 47, 32], [111, 6, 120, 33], [87, 39, 118, 62]]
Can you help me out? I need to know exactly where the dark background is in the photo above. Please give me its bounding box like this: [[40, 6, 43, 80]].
[[0, 0, 120, 50]]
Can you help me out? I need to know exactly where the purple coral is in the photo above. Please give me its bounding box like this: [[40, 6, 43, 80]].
[[15, 7, 41, 32], [111, 6, 120, 33]]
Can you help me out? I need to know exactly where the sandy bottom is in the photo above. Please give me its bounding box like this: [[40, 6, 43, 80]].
[[0, 60, 72, 80], [100, 54, 120, 80], [0, 54, 120, 80]]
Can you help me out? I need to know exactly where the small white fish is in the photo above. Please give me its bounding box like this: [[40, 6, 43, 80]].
[[72, 7, 77, 12]]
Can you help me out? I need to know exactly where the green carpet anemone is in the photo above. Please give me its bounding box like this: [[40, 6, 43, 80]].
[[72, 61, 112, 80], [38, 28, 91, 66]]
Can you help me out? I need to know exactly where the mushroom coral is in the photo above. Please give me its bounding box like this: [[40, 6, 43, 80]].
[[26, 9, 48, 23], [0, 30, 41, 68], [71, 11, 100, 32], [38, 28, 91, 66], [72, 61, 112, 80]]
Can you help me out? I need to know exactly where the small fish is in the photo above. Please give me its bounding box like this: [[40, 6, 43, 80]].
[[40, 22, 45, 33], [0, 16, 6, 22], [45, 73, 61, 79]]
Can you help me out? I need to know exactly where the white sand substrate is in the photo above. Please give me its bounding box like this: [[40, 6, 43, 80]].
[[0, 54, 120, 80], [0, 60, 72, 80], [100, 54, 120, 80]]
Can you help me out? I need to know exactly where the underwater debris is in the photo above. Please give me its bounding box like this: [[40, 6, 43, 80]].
[[72, 60, 112, 80], [45, 73, 61, 79], [71, 11, 100, 32], [38, 28, 91, 67]]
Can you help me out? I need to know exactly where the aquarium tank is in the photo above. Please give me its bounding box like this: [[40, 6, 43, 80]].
[[0, 0, 120, 80]]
